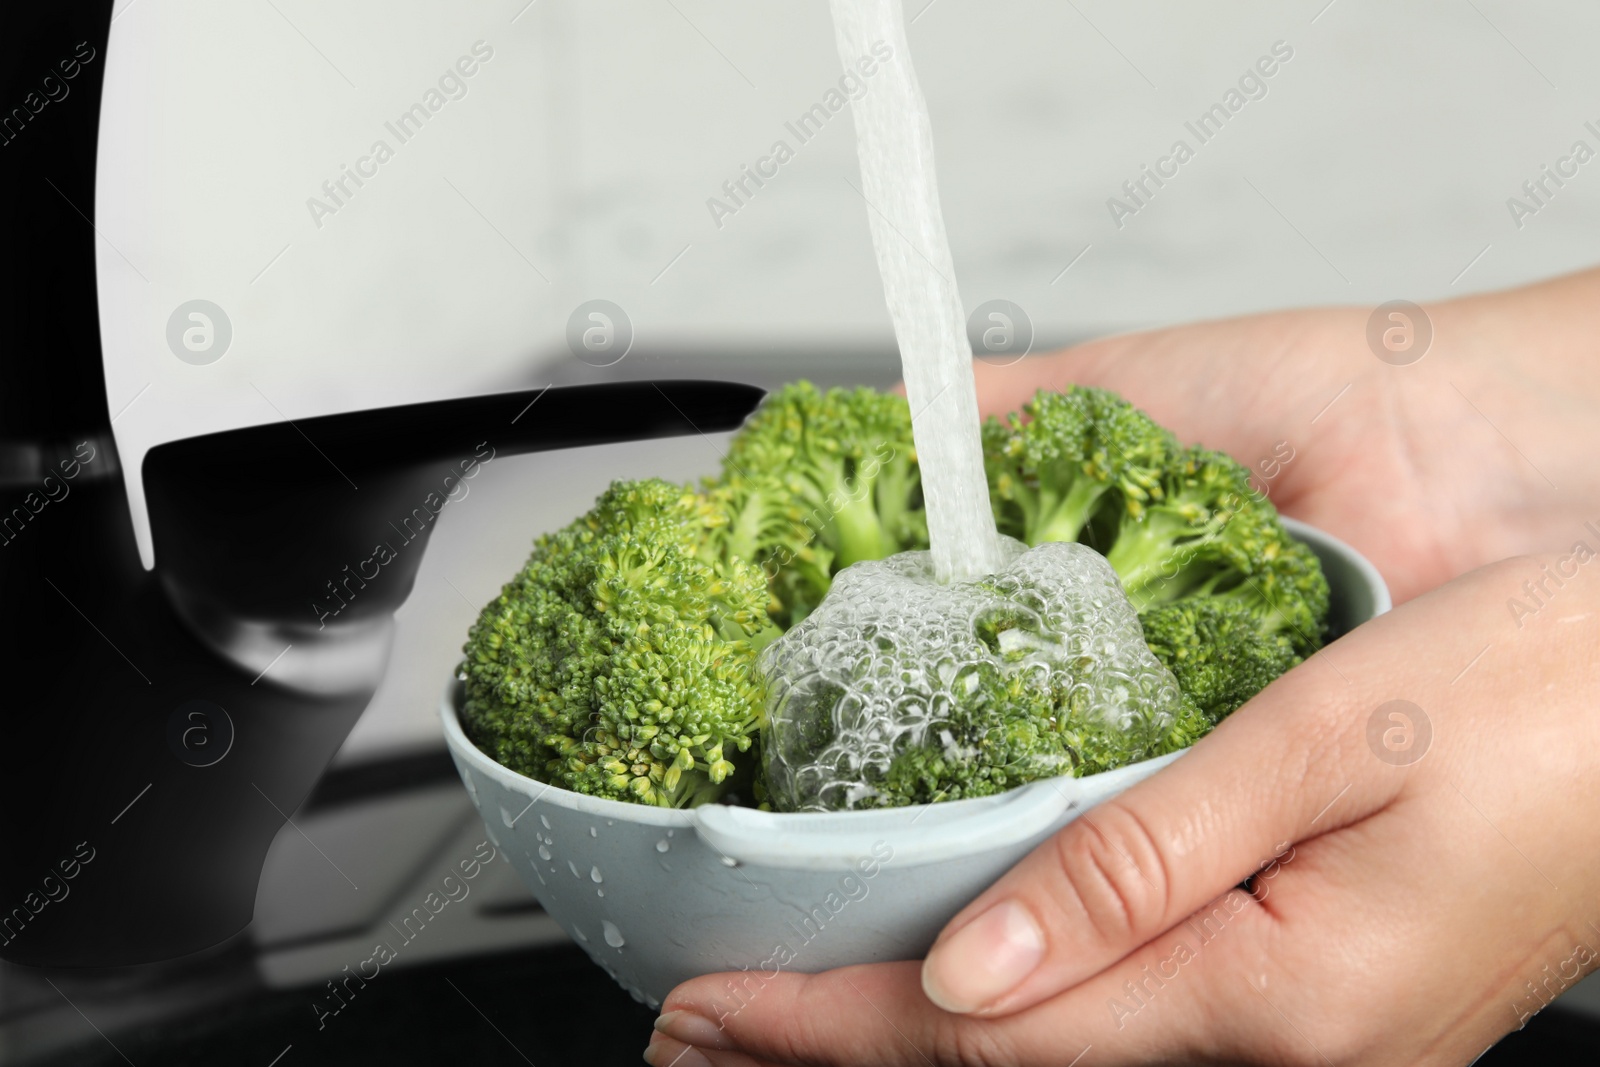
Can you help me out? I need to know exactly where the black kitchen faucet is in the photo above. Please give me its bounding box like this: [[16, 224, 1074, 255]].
[[0, 1, 761, 968]]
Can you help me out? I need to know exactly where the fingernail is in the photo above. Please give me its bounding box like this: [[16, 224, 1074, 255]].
[[654, 1010, 733, 1050], [643, 1038, 712, 1067], [922, 899, 1046, 1013]]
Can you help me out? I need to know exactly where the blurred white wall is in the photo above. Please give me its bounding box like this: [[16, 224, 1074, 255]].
[[92, 0, 1600, 752]]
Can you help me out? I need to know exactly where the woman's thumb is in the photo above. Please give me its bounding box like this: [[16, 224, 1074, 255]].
[[917, 653, 1396, 1019]]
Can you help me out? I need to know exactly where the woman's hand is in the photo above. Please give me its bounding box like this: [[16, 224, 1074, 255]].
[[644, 268, 1600, 1066], [648, 553, 1600, 1065], [969, 269, 1600, 604]]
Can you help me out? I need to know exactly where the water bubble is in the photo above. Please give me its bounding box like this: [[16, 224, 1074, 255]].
[[590, 866, 603, 883], [537, 845, 551, 861], [602, 920, 626, 948], [655, 839, 670, 853], [760, 539, 1185, 811]]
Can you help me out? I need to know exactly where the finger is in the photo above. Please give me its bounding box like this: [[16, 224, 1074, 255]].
[[657, 893, 1286, 1067], [915, 595, 1443, 1019], [659, 962, 935, 1067], [645, 1030, 786, 1067]]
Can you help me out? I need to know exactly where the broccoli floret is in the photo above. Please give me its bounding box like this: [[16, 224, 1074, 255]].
[[462, 382, 1334, 812], [1139, 599, 1301, 724], [759, 541, 1207, 812], [984, 387, 1173, 548], [1192, 534, 1331, 657], [713, 382, 927, 625], [986, 387, 1332, 667], [1101, 444, 1271, 606], [871, 660, 1209, 808], [1096, 442, 1331, 656], [460, 479, 779, 808]]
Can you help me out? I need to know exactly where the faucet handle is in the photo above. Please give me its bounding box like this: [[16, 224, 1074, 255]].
[[143, 379, 764, 689]]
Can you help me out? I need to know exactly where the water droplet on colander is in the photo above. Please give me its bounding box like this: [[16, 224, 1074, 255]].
[[540, 815, 552, 830], [498, 806, 514, 827], [589, 826, 598, 837], [719, 856, 738, 868], [572, 925, 588, 942], [602, 920, 625, 948], [589, 866, 603, 883], [645, 995, 661, 1010], [596, 889, 604, 897], [655, 839, 670, 853], [568, 860, 581, 878], [537, 845, 551, 861]]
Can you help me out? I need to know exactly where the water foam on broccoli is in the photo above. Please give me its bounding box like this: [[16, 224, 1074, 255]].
[[760, 536, 1202, 812]]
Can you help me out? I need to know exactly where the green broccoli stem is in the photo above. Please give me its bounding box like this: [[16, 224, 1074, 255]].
[[874, 459, 920, 546], [723, 490, 772, 567], [661, 770, 722, 809], [826, 475, 898, 568], [1031, 478, 1113, 545], [1104, 513, 1215, 606]]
